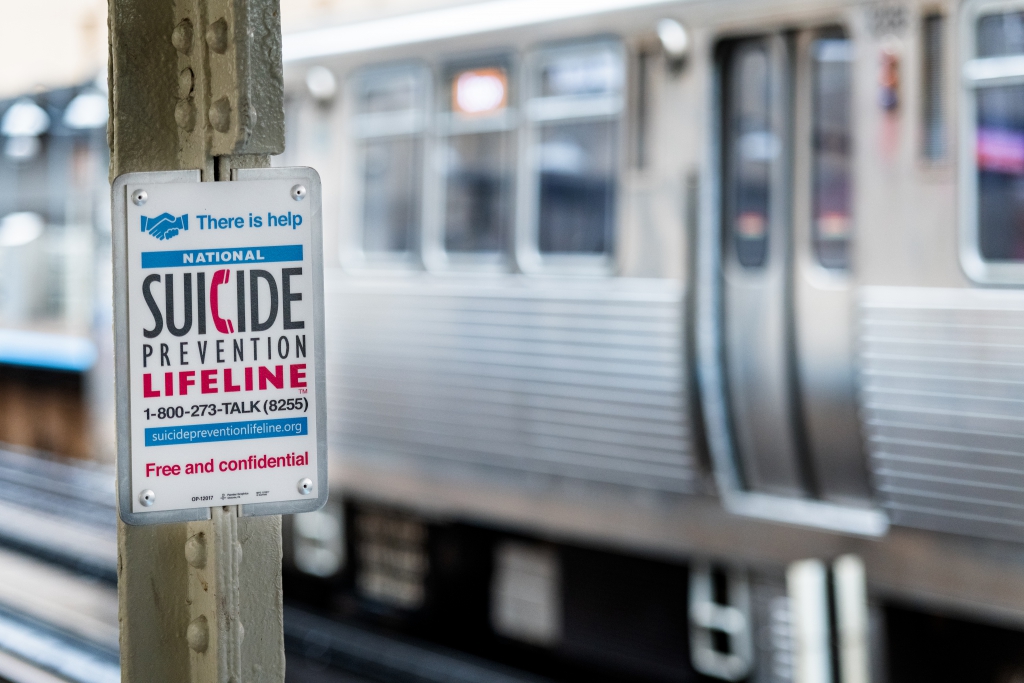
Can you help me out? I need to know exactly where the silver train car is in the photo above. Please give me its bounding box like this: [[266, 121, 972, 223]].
[[279, 0, 1024, 680]]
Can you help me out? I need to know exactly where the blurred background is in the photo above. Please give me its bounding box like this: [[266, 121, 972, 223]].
[[0, 0, 469, 462], [9, 1, 1024, 683]]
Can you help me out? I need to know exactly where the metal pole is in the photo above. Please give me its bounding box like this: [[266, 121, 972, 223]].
[[108, 0, 286, 680]]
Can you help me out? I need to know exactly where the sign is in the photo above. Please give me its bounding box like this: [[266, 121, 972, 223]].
[[112, 168, 327, 525]]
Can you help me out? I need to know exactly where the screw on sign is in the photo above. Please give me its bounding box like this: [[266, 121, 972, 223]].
[[112, 168, 328, 524]]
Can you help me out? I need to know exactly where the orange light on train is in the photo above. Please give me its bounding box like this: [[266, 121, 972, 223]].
[[815, 212, 851, 239], [879, 47, 899, 111], [452, 68, 508, 116], [736, 212, 767, 238]]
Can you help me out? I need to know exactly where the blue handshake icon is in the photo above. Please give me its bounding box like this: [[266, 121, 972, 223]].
[[141, 213, 188, 240]]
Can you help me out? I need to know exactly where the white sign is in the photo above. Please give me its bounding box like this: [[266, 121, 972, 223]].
[[112, 168, 327, 524]]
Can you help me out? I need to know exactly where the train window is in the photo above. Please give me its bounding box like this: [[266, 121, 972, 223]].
[[440, 59, 515, 254], [922, 13, 946, 160], [0, 93, 105, 331], [966, 10, 1024, 266], [529, 41, 623, 255], [976, 10, 1024, 57], [723, 40, 776, 268], [810, 36, 853, 269], [353, 66, 427, 255], [974, 84, 1024, 261]]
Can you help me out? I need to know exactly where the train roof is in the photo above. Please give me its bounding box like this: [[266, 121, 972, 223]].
[[282, 0, 683, 63]]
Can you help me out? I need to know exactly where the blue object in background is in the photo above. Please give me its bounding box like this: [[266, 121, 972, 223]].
[[0, 329, 97, 372]]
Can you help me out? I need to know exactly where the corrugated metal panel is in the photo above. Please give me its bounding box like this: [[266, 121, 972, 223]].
[[325, 274, 700, 494], [859, 286, 1024, 542]]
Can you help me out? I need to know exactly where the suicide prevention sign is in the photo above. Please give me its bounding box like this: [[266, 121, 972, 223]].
[[112, 168, 327, 524]]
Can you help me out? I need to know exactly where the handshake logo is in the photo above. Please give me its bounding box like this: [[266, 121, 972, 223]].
[[141, 213, 188, 240]]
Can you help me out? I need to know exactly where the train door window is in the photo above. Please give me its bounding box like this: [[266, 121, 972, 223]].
[[810, 35, 853, 269], [962, 6, 1024, 281], [438, 58, 516, 257], [527, 40, 624, 259], [722, 39, 779, 268], [922, 13, 947, 160], [352, 65, 428, 257]]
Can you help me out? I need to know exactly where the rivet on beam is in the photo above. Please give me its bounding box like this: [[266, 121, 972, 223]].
[[172, 19, 194, 54]]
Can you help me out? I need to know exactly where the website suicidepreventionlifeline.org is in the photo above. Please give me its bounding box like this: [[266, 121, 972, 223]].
[[145, 417, 307, 447]]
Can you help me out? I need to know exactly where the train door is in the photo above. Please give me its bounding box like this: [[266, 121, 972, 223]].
[[698, 27, 887, 532]]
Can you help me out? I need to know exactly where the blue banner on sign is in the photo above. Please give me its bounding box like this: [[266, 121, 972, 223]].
[[141, 244, 303, 268], [145, 417, 308, 446]]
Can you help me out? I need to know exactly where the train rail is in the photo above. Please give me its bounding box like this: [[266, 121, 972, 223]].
[[283, 608, 549, 683], [0, 449, 116, 583], [0, 540, 117, 683], [0, 445, 550, 683]]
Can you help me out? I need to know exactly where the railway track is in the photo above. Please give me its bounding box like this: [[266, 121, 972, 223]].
[[0, 448, 118, 683], [0, 446, 548, 683]]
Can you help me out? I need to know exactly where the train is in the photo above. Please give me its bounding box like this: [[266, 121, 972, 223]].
[[0, 77, 110, 460], [6, 0, 1024, 680], [274, 0, 1024, 680]]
